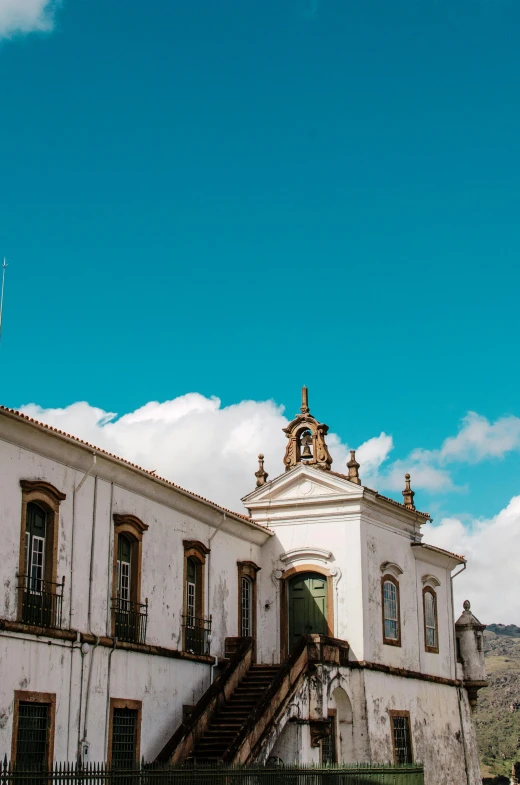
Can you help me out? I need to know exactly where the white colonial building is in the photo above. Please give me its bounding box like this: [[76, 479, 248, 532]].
[[0, 390, 487, 784]]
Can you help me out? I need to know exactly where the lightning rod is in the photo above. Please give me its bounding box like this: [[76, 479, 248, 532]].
[[0, 258, 7, 342]]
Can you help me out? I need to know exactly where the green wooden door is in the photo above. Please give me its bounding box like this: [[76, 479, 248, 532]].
[[288, 572, 328, 652]]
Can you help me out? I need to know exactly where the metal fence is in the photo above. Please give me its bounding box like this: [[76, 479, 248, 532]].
[[0, 761, 424, 785]]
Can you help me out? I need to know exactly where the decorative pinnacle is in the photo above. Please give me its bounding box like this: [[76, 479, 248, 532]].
[[255, 453, 268, 487], [300, 385, 310, 415], [402, 473, 416, 510], [463, 600, 471, 612], [347, 450, 361, 485]]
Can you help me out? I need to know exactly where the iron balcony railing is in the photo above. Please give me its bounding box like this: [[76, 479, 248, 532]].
[[17, 575, 65, 629], [112, 598, 148, 644], [182, 615, 211, 656]]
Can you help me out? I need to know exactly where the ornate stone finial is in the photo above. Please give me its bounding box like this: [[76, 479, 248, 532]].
[[347, 450, 361, 485], [255, 454, 268, 487], [402, 473, 416, 510], [300, 385, 309, 415], [463, 600, 471, 612], [283, 389, 333, 472]]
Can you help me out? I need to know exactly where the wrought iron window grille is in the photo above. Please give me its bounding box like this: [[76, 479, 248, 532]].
[[111, 708, 138, 768], [391, 715, 413, 765], [15, 702, 50, 769]]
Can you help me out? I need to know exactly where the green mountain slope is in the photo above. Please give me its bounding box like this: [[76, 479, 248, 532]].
[[474, 628, 520, 781]]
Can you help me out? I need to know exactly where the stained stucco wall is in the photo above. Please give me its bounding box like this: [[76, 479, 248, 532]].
[[363, 519, 457, 679], [262, 666, 480, 785], [0, 633, 210, 761], [255, 515, 365, 664], [0, 434, 264, 655], [0, 423, 267, 760], [262, 666, 370, 766], [364, 670, 481, 785]]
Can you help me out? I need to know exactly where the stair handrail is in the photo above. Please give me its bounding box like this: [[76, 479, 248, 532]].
[[222, 634, 349, 764], [156, 636, 255, 764]]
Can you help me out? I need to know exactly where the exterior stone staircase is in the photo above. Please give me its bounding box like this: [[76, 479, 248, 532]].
[[156, 635, 350, 766], [187, 664, 280, 762]]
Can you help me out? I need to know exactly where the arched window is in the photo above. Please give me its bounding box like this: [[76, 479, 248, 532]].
[[18, 480, 66, 629], [183, 540, 210, 655], [25, 503, 47, 592], [241, 576, 252, 637], [382, 575, 401, 646], [237, 561, 260, 645], [423, 587, 439, 653], [116, 534, 133, 608], [186, 557, 198, 625], [22, 503, 49, 625], [112, 514, 148, 644]]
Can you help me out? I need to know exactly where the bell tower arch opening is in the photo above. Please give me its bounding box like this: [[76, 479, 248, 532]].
[[282, 387, 333, 472]]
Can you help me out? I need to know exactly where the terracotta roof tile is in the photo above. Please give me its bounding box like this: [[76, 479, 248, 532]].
[[325, 468, 430, 519], [0, 405, 272, 533], [412, 542, 466, 563], [374, 491, 430, 519]]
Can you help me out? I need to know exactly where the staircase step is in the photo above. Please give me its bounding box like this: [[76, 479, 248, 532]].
[[187, 662, 281, 763]]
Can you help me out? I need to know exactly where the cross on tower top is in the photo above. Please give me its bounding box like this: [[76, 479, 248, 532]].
[[300, 385, 309, 415]]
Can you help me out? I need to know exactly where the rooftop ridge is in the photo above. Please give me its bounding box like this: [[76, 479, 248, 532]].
[[0, 405, 271, 532]]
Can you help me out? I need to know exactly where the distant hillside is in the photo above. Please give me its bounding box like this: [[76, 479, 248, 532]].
[[486, 624, 520, 637], [475, 627, 520, 782]]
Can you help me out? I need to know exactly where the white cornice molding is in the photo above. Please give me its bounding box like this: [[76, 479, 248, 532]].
[[280, 547, 333, 564]]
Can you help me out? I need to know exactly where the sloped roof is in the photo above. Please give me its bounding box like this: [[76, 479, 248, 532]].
[[0, 405, 272, 534], [412, 542, 466, 564], [326, 469, 431, 519]]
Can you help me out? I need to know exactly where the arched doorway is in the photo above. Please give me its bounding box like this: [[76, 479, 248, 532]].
[[288, 572, 329, 652], [330, 686, 354, 763]]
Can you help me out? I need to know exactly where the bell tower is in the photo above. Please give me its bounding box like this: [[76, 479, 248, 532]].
[[282, 387, 333, 472]]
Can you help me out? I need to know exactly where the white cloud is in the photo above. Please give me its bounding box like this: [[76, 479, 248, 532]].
[[0, 0, 60, 39], [372, 411, 520, 495], [356, 433, 394, 481], [382, 448, 457, 494], [20, 395, 395, 512], [440, 411, 520, 463], [21, 396, 288, 510], [423, 496, 520, 623]]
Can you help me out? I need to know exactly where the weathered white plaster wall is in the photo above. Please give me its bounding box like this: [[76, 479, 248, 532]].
[[0, 430, 266, 655], [255, 513, 365, 664], [261, 665, 481, 785], [363, 519, 456, 679], [0, 633, 210, 761], [259, 666, 371, 766], [364, 670, 481, 785], [0, 413, 269, 761]]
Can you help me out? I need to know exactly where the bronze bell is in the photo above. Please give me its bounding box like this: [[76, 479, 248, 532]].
[[301, 430, 313, 459]]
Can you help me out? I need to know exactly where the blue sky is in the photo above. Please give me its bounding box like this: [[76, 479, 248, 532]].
[[1, 0, 520, 617]]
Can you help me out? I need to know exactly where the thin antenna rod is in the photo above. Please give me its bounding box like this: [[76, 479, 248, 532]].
[[0, 258, 7, 342]]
